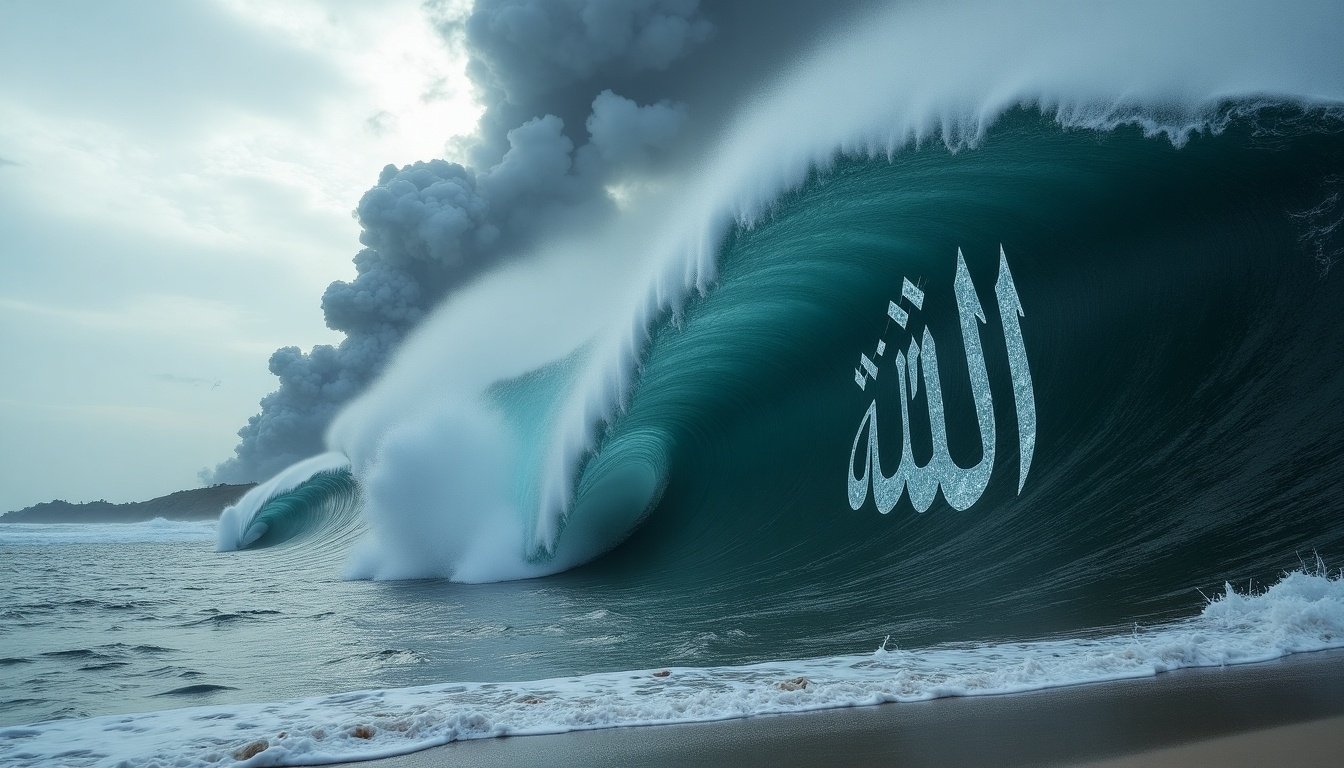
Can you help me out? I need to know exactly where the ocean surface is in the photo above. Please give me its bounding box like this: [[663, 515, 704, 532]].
[[7, 3, 1344, 766], [2, 519, 1343, 767]]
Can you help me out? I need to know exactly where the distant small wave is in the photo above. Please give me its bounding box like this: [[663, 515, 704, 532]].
[[0, 519, 216, 546]]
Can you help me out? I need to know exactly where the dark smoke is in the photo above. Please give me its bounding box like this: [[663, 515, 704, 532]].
[[209, 0, 869, 483]]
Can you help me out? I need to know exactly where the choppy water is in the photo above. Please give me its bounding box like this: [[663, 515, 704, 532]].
[[3, 522, 1344, 767], [1, 521, 783, 727]]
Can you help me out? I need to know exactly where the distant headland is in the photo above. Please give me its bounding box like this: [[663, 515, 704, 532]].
[[1, 484, 256, 524]]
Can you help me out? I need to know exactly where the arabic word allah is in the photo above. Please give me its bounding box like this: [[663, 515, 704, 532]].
[[848, 246, 1036, 514]]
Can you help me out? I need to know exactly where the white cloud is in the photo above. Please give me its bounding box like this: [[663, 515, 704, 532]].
[[0, 0, 481, 511]]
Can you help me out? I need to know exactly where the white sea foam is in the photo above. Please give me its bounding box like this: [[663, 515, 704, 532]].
[[3, 568, 1341, 768], [0, 518, 217, 546]]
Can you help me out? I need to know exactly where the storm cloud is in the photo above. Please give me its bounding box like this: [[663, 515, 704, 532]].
[[209, 0, 868, 483]]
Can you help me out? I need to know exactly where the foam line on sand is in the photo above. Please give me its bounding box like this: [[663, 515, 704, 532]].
[[347, 647, 1344, 768]]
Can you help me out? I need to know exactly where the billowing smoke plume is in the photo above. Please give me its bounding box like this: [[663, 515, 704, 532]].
[[209, 0, 864, 482]]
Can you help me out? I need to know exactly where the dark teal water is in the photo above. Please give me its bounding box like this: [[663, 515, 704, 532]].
[[560, 105, 1344, 648]]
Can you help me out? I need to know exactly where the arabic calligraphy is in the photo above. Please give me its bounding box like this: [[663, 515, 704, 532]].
[[848, 246, 1035, 513]]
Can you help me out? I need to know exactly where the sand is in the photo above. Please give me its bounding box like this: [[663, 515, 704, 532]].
[[347, 648, 1344, 767], [1076, 716, 1343, 767]]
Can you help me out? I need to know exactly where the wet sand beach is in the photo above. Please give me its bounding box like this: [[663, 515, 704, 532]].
[[349, 648, 1344, 767]]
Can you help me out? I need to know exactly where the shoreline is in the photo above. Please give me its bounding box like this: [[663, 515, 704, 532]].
[[348, 647, 1344, 767]]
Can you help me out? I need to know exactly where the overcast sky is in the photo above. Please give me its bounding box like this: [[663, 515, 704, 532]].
[[0, 0, 481, 511]]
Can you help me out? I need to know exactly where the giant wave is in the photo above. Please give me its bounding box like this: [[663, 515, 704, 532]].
[[217, 0, 1344, 632]]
